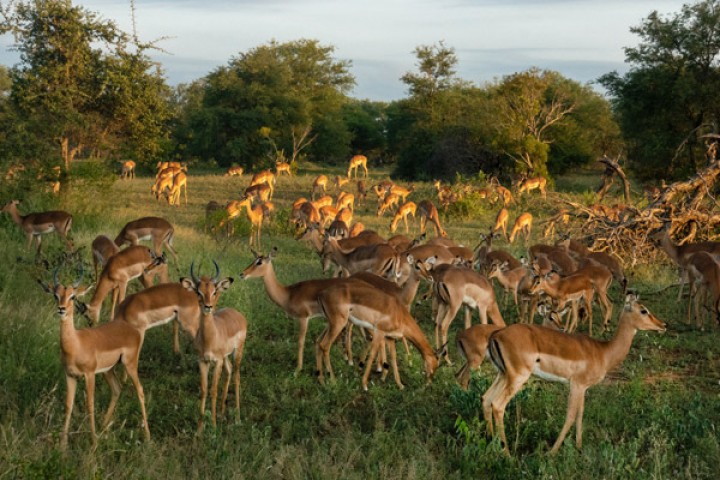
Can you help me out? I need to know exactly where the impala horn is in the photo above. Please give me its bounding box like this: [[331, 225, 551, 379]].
[[212, 260, 221, 283], [190, 260, 200, 285]]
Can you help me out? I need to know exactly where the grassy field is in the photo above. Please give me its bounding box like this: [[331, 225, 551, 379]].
[[0, 165, 718, 479]]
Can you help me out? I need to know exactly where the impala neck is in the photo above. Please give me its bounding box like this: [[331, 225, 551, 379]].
[[260, 264, 291, 309], [5, 204, 24, 226], [658, 232, 680, 264], [599, 313, 639, 372], [402, 314, 435, 365], [59, 304, 80, 352], [400, 272, 422, 308], [198, 310, 217, 342]]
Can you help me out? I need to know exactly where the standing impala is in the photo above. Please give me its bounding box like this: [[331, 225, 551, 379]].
[[2, 200, 73, 253], [181, 262, 247, 432], [91, 234, 120, 281], [483, 294, 666, 455], [38, 268, 149, 449], [517, 175, 548, 198], [347, 154, 369, 178], [312, 174, 329, 199], [275, 161, 291, 176], [417, 200, 447, 237], [84, 246, 168, 324], [115, 216, 178, 262], [390, 201, 417, 234], [316, 281, 438, 390], [249, 170, 276, 198]]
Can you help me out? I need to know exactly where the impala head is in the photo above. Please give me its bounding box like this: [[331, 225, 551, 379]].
[[38, 266, 91, 318], [181, 261, 233, 315], [648, 224, 671, 246], [409, 254, 437, 281], [144, 250, 167, 274], [1, 199, 20, 212], [623, 294, 666, 332], [238, 248, 277, 280], [487, 260, 509, 279]]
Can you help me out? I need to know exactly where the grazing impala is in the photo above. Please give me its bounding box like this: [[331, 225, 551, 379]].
[[224, 166, 244, 177], [250, 170, 276, 198], [312, 174, 329, 200], [316, 281, 438, 389], [417, 200, 447, 237], [334, 175, 350, 190], [84, 246, 168, 324], [495, 186, 514, 206], [120, 160, 136, 179], [181, 262, 247, 432], [1, 200, 73, 253], [244, 184, 272, 203], [324, 237, 399, 277], [115, 216, 178, 261], [336, 191, 355, 212], [483, 294, 666, 455], [517, 175, 548, 198], [39, 268, 149, 449], [389, 184, 414, 204], [347, 154, 369, 178], [390, 201, 417, 234], [91, 234, 120, 281], [377, 192, 400, 217], [509, 212, 533, 244], [164, 170, 188, 206], [493, 208, 510, 241]]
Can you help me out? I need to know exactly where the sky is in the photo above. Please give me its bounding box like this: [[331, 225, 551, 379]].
[[0, 0, 691, 101]]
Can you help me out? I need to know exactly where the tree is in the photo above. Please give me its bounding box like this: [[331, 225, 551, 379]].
[[0, 0, 171, 170], [490, 68, 577, 177], [178, 39, 355, 168], [599, 0, 720, 180]]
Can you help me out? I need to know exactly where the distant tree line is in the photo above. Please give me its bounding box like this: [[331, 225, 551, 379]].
[[1, 0, 719, 183]]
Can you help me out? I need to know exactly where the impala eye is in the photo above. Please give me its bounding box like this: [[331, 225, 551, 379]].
[[255, 258, 263, 265], [640, 309, 648, 315]]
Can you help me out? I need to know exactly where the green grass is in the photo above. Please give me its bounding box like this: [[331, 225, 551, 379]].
[[0, 166, 718, 479]]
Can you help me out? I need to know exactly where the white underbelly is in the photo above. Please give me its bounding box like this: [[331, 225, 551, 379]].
[[532, 365, 569, 383], [463, 295, 477, 308], [349, 314, 376, 332]]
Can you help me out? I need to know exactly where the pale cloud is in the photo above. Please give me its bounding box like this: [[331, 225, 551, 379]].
[[0, 0, 688, 100]]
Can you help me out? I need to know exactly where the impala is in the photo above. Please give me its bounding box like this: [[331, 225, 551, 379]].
[[249, 170, 276, 198], [356, 180, 367, 206], [115, 216, 178, 262], [556, 236, 627, 293], [650, 226, 720, 302], [417, 200, 447, 237], [418, 262, 505, 365], [156, 161, 183, 172], [324, 237, 398, 277], [39, 268, 149, 449], [84, 246, 168, 324], [224, 166, 244, 177], [508, 212, 533, 244], [316, 282, 438, 390], [389, 184, 414, 204], [685, 251, 720, 327], [473, 231, 521, 274], [181, 262, 247, 432], [334, 175, 350, 190], [372, 180, 394, 199], [495, 185, 514, 206], [164, 170, 188, 206], [483, 294, 666, 455], [239, 249, 363, 374], [91, 234, 120, 281], [335, 207, 353, 227], [244, 184, 272, 203], [454, 306, 564, 390], [275, 161, 291, 176], [517, 175, 548, 198], [312, 174, 329, 199], [493, 208, 509, 241], [349, 222, 365, 237], [1, 200, 73, 253], [347, 154, 369, 178], [488, 260, 529, 310], [120, 160, 136, 180], [377, 192, 400, 217], [336, 191, 355, 212], [326, 219, 349, 239], [291, 201, 321, 229], [236, 197, 264, 247], [390, 201, 417, 233]]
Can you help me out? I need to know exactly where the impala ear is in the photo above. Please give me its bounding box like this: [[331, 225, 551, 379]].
[[217, 278, 234, 291], [37, 279, 53, 294], [406, 254, 414, 264], [180, 277, 196, 291], [426, 256, 437, 265]]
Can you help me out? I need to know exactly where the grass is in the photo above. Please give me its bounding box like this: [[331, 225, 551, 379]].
[[0, 164, 718, 479]]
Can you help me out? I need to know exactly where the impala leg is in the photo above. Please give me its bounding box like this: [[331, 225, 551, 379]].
[[491, 375, 529, 455], [319, 318, 347, 384], [172, 320, 180, 354], [295, 317, 309, 376], [233, 340, 244, 418], [387, 338, 404, 390], [124, 362, 150, 440], [465, 305, 473, 328], [482, 373, 504, 435], [344, 323, 355, 366], [361, 334, 383, 391], [402, 337, 412, 366], [440, 303, 461, 365], [210, 360, 223, 427], [220, 357, 232, 418], [575, 388, 586, 450], [550, 385, 586, 454], [62, 375, 78, 450], [101, 369, 123, 429], [85, 373, 97, 444], [198, 360, 210, 432]]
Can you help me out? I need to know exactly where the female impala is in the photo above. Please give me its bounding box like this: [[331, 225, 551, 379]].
[[517, 175, 548, 198], [483, 295, 666, 455], [685, 251, 720, 327], [165, 170, 188, 206], [181, 262, 247, 432], [2, 200, 73, 253], [275, 161, 291, 176], [39, 269, 150, 449], [336, 191, 355, 212], [356, 180, 367, 206], [334, 175, 350, 190], [417, 200, 447, 237], [390, 201, 417, 233], [508, 212, 533, 244], [250, 170, 275, 198], [493, 208, 509, 241], [236, 197, 264, 247], [389, 184, 414, 204], [377, 192, 400, 217], [312, 174, 329, 199], [347, 154, 369, 178], [115, 216, 178, 262], [91, 234, 120, 281], [495, 185, 514, 206], [224, 166, 243, 177], [316, 282, 438, 390], [244, 184, 271, 203], [120, 160, 136, 179]]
